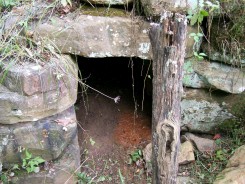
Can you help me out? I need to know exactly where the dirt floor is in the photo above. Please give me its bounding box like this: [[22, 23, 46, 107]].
[[75, 58, 152, 183]]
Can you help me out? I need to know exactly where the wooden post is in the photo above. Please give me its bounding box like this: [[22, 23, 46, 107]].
[[149, 12, 187, 184]]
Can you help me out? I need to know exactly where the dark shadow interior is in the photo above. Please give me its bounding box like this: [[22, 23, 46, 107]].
[[76, 57, 152, 115]]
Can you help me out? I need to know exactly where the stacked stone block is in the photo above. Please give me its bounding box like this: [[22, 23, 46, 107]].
[[0, 55, 80, 183]]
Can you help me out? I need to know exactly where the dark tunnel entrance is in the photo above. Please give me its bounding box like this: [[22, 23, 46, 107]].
[[76, 57, 152, 112], [75, 56, 152, 183]]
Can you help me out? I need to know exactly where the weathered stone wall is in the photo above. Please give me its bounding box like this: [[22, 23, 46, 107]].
[[0, 55, 77, 124], [0, 52, 80, 182]]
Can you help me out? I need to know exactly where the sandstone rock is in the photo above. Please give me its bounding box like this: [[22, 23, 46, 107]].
[[140, 0, 198, 16], [226, 145, 245, 168], [177, 176, 195, 184], [181, 88, 235, 133], [33, 14, 198, 59], [214, 145, 245, 184], [178, 141, 195, 165], [183, 58, 245, 94], [11, 135, 80, 184], [183, 59, 208, 88], [181, 98, 229, 132], [0, 55, 78, 124], [81, 0, 133, 5], [0, 107, 77, 168], [33, 15, 152, 60], [202, 43, 245, 67], [142, 143, 152, 173], [143, 141, 195, 169], [214, 165, 245, 184], [183, 133, 216, 153], [195, 60, 245, 94]]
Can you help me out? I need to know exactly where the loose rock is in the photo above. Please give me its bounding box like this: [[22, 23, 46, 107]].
[[183, 58, 245, 94], [140, 0, 198, 15], [227, 145, 245, 168], [183, 133, 216, 154], [181, 89, 235, 133], [178, 141, 195, 165]]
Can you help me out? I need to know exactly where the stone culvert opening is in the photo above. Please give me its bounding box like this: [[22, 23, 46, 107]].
[[75, 56, 152, 182]]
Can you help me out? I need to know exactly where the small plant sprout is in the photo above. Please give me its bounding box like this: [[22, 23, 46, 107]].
[[22, 149, 45, 173], [189, 32, 203, 43], [77, 171, 93, 184], [128, 149, 143, 165]]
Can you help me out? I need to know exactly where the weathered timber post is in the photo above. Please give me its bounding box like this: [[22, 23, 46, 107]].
[[149, 12, 187, 184]]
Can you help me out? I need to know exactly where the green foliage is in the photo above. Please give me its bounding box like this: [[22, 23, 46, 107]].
[[191, 143, 228, 183], [118, 169, 125, 184], [231, 92, 245, 119], [22, 149, 45, 173], [187, 9, 209, 26], [187, 0, 220, 26], [77, 172, 93, 184], [0, 173, 8, 183], [205, 2, 245, 65], [96, 175, 106, 182], [193, 51, 207, 60], [0, 164, 20, 183], [187, 1, 220, 60], [0, 0, 17, 9], [190, 120, 245, 183], [219, 119, 242, 132], [215, 149, 227, 161], [128, 149, 142, 164], [218, 118, 245, 149], [189, 32, 203, 42], [222, 3, 245, 44]]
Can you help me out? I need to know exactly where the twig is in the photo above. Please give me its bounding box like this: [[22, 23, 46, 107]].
[[80, 81, 120, 103]]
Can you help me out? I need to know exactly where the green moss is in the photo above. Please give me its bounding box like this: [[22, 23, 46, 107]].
[[80, 4, 129, 17], [218, 119, 241, 132]]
